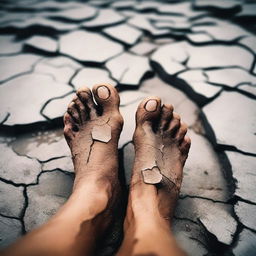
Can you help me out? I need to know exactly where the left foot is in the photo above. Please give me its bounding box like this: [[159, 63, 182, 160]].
[[127, 97, 191, 223], [63, 84, 123, 220], [117, 97, 190, 256]]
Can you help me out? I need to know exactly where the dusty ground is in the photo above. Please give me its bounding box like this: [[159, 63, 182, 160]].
[[0, 0, 255, 255]]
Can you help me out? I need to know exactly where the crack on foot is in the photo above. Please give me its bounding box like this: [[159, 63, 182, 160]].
[[86, 138, 94, 164], [87, 118, 112, 163], [142, 142, 165, 158]]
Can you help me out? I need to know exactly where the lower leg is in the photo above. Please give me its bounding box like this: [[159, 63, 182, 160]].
[[118, 184, 186, 256], [1, 84, 123, 256], [2, 179, 113, 256], [117, 97, 191, 256]]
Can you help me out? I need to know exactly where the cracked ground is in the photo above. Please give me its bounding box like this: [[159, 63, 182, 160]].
[[0, 0, 255, 255]]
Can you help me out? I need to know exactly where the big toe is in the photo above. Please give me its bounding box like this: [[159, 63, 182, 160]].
[[92, 83, 120, 114], [135, 97, 161, 128]]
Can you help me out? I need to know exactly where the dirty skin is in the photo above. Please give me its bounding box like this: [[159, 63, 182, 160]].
[[1, 84, 190, 256], [117, 97, 190, 256], [63, 84, 123, 191]]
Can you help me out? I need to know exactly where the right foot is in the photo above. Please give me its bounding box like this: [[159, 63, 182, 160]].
[[63, 84, 123, 220], [128, 97, 191, 222]]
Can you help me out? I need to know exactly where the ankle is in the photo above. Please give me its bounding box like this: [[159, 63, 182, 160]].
[[70, 177, 113, 216], [124, 214, 171, 242], [73, 172, 113, 192], [124, 203, 170, 232]]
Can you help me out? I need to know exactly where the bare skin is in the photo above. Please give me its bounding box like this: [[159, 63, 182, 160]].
[[1, 86, 190, 256], [1, 84, 123, 256], [117, 97, 191, 256]]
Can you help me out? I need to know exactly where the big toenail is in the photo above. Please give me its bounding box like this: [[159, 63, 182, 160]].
[[97, 86, 110, 99], [145, 99, 158, 112]]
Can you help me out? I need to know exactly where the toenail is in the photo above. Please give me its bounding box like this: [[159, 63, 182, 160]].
[[97, 86, 110, 100], [145, 99, 158, 112]]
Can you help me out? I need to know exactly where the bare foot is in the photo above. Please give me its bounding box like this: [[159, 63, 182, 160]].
[[63, 84, 123, 222], [0, 85, 123, 256], [129, 97, 191, 221], [116, 97, 191, 256]]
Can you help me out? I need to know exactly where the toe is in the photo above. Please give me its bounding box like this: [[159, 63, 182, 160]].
[[167, 112, 181, 136], [63, 112, 78, 142], [67, 102, 80, 124], [76, 86, 97, 119], [72, 95, 88, 123], [135, 97, 161, 128], [159, 104, 174, 131], [175, 122, 188, 143], [180, 136, 191, 154], [63, 112, 77, 128], [92, 83, 120, 114]]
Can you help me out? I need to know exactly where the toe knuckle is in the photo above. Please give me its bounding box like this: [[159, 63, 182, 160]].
[[63, 126, 71, 135], [76, 90, 82, 97], [175, 114, 181, 121], [181, 121, 188, 128], [77, 88, 90, 97], [166, 104, 174, 112], [72, 95, 78, 101], [174, 119, 181, 128], [79, 104, 86, 111], [74, 100, 83, 108], [186, 136, 191, 144], [68, 102, 75, 109], [63, 112, 69, 119], [67, 108, 73, 115], [182, 125, 188, 133], [63, 113, 70, 122]]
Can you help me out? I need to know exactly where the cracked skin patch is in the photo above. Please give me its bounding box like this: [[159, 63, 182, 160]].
[[91, 123, 111, 143], [139, 139, 180, 189], [142, 166, 163, 184], [141, 165, 177, 190], [69, 117, 113, 165]]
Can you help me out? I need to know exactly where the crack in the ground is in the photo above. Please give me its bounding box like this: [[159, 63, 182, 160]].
[[0, 113, 10, 125], [197, 218, 231, 253], [0, 56, 43, 86], [0, 177, 26, 187], [0, 213, 21, 221], [200, 111, 256, 157], [174, 215, 226, 254], [9, 142, 42, 162], [173, 216, 199, 225], [20, 187, 28, 234], [7, 168, 75, 233], [40, 90, 75, 121], [68, 66, 82, 89], [179, 194, 230, 204], [39, 155, 70, 164], [234, 209, 256, 234], [243, 226, 256, 234], [218, 145, 256, 157], [233, 196, 256, 206], [0, 2, 255, 254]]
